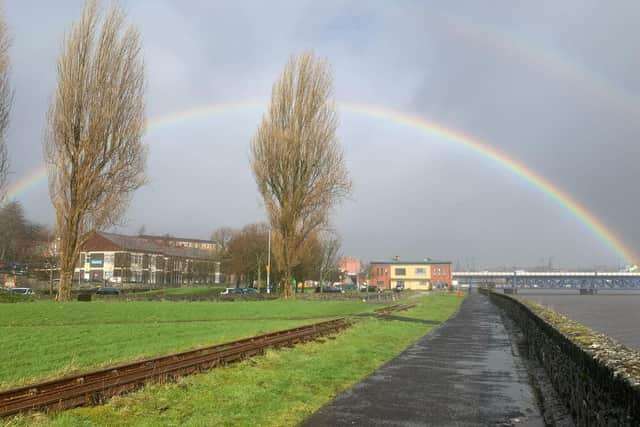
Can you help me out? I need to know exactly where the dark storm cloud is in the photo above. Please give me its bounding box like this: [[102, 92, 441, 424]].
[[3, 1, 639, 269]]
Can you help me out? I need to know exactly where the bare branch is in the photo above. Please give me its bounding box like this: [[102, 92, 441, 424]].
[[250, 52, 352, 298], [0, 8, 12, 200], [45, 0, 146, 301]]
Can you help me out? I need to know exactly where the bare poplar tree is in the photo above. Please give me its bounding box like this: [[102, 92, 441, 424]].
[[250, 52, 352, 298], [0, 9, 12, 200], [45, 0, 146, 301]]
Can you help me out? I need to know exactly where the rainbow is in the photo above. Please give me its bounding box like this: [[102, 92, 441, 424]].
[[4, 100, 636, 264]]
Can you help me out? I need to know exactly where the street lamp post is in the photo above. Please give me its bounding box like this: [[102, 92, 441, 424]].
[[266, 228, 271, 294]]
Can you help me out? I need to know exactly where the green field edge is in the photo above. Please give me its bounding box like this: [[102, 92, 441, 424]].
[[5, 294, 464, 427]]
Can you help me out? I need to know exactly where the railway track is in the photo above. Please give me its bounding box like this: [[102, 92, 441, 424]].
[[374, 302, 417, 315], [0, 318, 348, 419]]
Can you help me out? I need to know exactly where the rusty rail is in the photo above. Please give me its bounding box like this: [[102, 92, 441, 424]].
[[0, 318, 348, 418], [374, 303, 417, 315]]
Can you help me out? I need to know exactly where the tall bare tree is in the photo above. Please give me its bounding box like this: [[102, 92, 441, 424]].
[[250, 52, 352, 298], [45, 0, 146, 301], [0, 9, 12, 200], [318, 232, 341, 286]]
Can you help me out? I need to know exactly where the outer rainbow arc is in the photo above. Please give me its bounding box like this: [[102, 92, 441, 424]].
[[3, 99, 635, 264], [339, 101, 636, 264]]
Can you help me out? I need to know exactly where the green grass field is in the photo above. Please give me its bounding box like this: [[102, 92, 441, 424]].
[[5, 294, 463, 427], [0, 299, 380, 390]]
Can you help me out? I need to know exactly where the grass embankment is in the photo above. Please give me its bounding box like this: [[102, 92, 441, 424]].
[[0, 299, 378, 390], [8, 294, 463, 427], [126, 286, 226, 300]]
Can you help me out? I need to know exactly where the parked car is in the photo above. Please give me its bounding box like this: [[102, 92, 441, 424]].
[[10, 287, 35, 295], [95, 287, 121, 295], [315, 285, 344, 293], [240, 288, 259, 295], [221, 287, 243, 295]]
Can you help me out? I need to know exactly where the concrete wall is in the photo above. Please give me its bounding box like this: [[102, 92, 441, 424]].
[[486, 290, 640, 426]]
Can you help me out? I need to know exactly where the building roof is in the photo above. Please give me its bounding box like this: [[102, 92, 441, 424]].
[[138, 234, 216, 245], [370, 260, 451, 265], [83, 232, 215, 261]]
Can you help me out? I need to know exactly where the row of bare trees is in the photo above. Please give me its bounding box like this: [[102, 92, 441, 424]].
[[211, 224, 343, 291], [0, 201, 52, 264], [2, 0, 351, 301]]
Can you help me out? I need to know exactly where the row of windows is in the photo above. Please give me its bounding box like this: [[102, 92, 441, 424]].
[[394, 268, 426, 276], [395, 280, 429, 286], [433, 267, 449, 275], [373, 267, 388, 276], [374, 266, 449, 277]]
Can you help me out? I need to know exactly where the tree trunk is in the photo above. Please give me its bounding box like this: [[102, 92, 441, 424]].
[[281, 266, 294, 299], [56, 269, 73, 301], [56, 218, 80, 302]]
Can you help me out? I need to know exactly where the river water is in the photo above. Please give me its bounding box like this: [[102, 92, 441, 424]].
[[507, 289, 640, 351]]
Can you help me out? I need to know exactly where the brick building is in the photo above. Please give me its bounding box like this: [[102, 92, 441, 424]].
[[75, 232, 220, 286], [339, 257, 362, 285], [369, 260, 452, 290]]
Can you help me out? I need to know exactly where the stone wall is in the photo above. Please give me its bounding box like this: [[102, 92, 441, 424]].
[[487, 291, 640, 426]]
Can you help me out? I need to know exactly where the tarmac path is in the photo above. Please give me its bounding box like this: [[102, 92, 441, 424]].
[[301, 293, 546, 427]]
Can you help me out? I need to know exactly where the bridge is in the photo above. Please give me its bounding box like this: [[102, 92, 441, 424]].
[[452, 271, 640, 289]]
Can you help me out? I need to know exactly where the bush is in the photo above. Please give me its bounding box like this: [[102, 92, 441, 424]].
[[0, 291, 34, 303]]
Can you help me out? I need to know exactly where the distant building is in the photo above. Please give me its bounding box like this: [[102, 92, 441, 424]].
[[75, 232, 220, 286], [369, 260, 452, 290], [138, 234, 218, 252], [339, 257, 361, 285], [339, 257, 361, 275]]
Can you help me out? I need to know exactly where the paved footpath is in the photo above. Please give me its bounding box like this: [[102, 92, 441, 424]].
[[301, 293, 545, 427]]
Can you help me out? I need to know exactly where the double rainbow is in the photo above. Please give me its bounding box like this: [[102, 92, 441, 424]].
[[5, 100, 636, 264]]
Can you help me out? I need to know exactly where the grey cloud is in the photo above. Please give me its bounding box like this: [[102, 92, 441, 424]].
[[3, 0, 639, 269]]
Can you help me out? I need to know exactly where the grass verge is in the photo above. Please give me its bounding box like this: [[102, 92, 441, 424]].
[[131, 287, 225, 297], [0, 299, 381, 390], [7, 294, 463, 426]]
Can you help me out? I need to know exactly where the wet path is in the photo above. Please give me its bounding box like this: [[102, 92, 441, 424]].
[[301, 294, 545, 426]]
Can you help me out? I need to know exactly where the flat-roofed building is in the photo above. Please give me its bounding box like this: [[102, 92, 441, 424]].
[[370, 260, 452, 290]]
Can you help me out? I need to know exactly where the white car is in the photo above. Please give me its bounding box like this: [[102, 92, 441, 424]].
[[10, 287, 35, 295]]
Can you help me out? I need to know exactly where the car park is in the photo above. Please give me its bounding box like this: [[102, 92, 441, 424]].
[[315, 285, 344, 293], [95, 287, 121, 295]]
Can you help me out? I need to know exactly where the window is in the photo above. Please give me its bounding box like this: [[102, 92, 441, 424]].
[[395, 268, 406, 276], [396, 280, 404, 288], [415, 268, 426, 275]]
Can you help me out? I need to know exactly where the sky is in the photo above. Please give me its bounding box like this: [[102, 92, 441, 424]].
[[3, 0, 640, 270]]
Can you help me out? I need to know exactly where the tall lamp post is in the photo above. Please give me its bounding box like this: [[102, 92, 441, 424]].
[[266, 228, 271, 294]]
